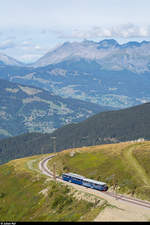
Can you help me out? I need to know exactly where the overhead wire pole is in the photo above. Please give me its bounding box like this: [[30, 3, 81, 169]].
[[112, 174, 115, 197], [51, 137, 56, 181], [112, 174, 118, 200], [115, 174, 118, 200]]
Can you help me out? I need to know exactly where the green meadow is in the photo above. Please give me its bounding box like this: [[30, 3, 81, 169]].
[[1, 141, 150, 222], [48, 141, 150, 201], [0, 154, 108, 222]]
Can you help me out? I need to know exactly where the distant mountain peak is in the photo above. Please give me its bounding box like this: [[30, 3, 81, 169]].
[[120, 40, 150, 48], [98, 39, 119, 48], [30, 38, 150, 73], [82, 39, 96, 45], [121, 41, 141, 48], [141, 40, 150, 45]]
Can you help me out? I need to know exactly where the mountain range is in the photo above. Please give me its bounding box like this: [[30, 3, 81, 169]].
[[1, 39, 150, 108], [1, 39, 150, 73], [31, 39, 150, 73]]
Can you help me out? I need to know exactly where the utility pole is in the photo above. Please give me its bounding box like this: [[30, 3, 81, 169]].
[[112, 174, 115, 197], [53, 162, 56, 181], [115, 175, 118, 200], [51, 137, 56, 181], [112, 174, 118, 200]]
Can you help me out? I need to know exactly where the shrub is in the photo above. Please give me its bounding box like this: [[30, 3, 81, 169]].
[[0, 192, 5, 198]]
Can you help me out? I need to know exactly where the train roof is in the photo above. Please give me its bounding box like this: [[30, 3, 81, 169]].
[[62, 172, 85, 179], [62, 172, 106, 185], [83, 178, 106, 186]]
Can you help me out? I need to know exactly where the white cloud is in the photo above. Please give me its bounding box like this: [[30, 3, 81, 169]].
[[19, 41, 46, 53], [0, 39, 16, 49], [34, 45, 43, 51], [21, 40, 32, 47], [59, 24, 150, 40]]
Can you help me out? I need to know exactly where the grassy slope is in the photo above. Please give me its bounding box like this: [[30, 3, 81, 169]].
[[1, 141, 150, 221], [123, 146, 150, 185], [48, 141, 150, 201], [0, 154, 108, 222]]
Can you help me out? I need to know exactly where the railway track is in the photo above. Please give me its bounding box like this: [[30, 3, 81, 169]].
[[105, 191, 150, 209], [39, 155, 150, 210]]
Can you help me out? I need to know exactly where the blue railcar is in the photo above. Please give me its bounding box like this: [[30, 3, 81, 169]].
[[62, 172, 108, 191], [62, 172, 85, 185], [82, 178, 108, 191]]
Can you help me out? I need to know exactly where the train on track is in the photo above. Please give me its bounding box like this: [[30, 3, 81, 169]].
[[62, 172, 108, 191]]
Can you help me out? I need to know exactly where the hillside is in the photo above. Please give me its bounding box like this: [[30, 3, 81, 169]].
[[0, 142, 150, 221], [0, 102, 150, 165], [0, 154, 109, 222], [0, 79, 111, 139], [50, 102, 150, 149], [48, 141, 150, 202], [0, 133, 47, 165]]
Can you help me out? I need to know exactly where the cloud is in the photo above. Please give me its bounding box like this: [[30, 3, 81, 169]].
[[58, 24, 150, 40], [19, 41, 46, 53], [0, 39, 16, 49], [110, 24, 150, 38]]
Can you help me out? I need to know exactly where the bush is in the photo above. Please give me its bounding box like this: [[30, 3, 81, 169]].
[[51, 194, 66, 209], [0, 192, 5, 198]]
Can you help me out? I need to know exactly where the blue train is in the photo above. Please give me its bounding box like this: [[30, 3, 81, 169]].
[[62, 172, 108, 191]]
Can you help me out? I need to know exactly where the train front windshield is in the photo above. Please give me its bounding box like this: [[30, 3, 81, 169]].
[[103, 185, 108, 191]]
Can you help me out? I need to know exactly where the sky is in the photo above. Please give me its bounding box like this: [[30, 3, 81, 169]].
[[0, 0, 150, 63]]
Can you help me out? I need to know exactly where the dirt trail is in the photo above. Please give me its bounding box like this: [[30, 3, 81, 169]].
[[123, 146, 150, 186]]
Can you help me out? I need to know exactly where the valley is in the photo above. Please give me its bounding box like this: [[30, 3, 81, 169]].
[[0, 79, 111, 139]]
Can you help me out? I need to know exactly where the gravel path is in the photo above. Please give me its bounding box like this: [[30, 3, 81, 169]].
[[94, 192, 150, 221]]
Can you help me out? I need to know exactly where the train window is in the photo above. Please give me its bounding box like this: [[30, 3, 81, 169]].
[[84, 181, 90, 184]]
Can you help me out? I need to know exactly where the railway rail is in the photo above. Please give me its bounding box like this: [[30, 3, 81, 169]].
[[39, 155, 150, 210], [105, 191, 150, 209]]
